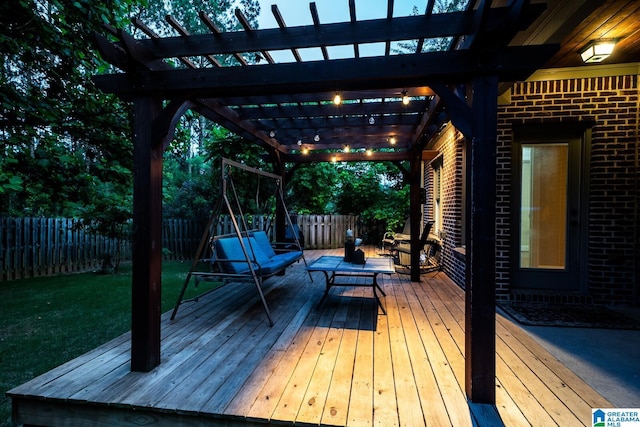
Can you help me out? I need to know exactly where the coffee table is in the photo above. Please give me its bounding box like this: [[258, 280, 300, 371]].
[[306, 255, 395, 314]]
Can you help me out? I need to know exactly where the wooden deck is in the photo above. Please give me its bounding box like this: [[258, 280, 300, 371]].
[[8, 248, 610, 426]]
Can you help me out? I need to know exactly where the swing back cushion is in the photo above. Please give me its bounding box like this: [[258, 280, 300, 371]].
[[252, 231, 277, 258], [252, 231, 303, 265], [214, 234, 302, 276]]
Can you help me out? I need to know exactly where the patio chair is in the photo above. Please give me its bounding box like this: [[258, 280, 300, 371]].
[[381, 217, 411, 254], [396, 221, 440, 272]]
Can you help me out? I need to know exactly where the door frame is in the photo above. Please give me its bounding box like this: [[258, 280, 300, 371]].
[[510, 122, 591, 293]]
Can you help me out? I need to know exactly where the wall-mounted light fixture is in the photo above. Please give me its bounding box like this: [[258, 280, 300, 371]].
[[333, 92, 342, 105], [269, 130, 276, 138], [368, 115, 375, 125], [402, 91, 410, 105], [302, 147, 309, 155], [343, 145, 350, 153], [297, 139, 302, 146], [580, 39, 616, 63], [389, 136, 396, 145], [366, 149, 372, 157], [314, 133, 320, 142]]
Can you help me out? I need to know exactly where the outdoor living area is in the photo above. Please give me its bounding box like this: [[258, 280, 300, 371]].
[[8, 246, 610, 427]]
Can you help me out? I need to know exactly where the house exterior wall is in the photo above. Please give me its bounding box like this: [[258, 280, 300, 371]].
[[424, 65, 639, 306], [423, 123, 466, 288]]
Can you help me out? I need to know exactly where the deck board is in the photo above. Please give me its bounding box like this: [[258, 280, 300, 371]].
[[8, 248, 611, 426]]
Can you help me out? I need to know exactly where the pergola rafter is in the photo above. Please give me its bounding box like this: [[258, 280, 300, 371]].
[[91, 0, 559, 406], [93, 0, 552, 161]]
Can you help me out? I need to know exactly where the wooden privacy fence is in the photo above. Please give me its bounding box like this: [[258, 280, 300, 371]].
[[297, 214, 360, 249], [164, 214, 361, 253], [1, 215, 360, 281], [0, 217, 131, 282]]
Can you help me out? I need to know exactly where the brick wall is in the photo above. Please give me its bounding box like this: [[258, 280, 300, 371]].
[[497, 73, 639, 305], [424, 71, 639, 306], [423, 124, 466, 288]]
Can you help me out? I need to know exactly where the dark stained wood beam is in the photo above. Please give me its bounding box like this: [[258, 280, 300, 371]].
[[92, 31, 132, 71], [115, 27, 168, 72], [392, 160, 409, 182], [136, 4, 545, 59], [153, 99, 196, 151], [199, 11, 248, 66], [465, 74, 498, 404], [131, 17, 196, 69], [429, 82, 472, 136], [455, 0, 491, 50], [93, 44, 560, 99], [349, 0, 359, 59], [283, 151, 411, 163], [166, 15, 221, 67], [130, 96, 163, 372], [257, 114, 420, 130], [272, 5, 302, 62], [192, 98, 288, 153], [408, 148, 423, 282], [234, 97, 430, 119], [310, 2, 330, 60], [385, 0, 393, 55], [283, 139, 410, 152], [410, 95, 443, 144], [235, 8, 275, 64]]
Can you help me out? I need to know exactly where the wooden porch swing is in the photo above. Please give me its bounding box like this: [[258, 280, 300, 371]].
[[170, 158, 310, 326]]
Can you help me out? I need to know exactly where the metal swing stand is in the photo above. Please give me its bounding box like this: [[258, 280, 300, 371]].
[[170, 158, 310, 326]]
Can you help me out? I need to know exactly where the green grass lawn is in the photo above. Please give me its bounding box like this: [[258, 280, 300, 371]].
[[0, 261, 219, 427]]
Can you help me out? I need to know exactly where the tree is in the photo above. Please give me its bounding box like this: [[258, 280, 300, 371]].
[[334, 162, 409, 243], [283, 160, 409, 243], [145, 1, 263, 221], [286, 163, 342, 215], [1, 0, 135, 216], [0, 0, 262, 266]]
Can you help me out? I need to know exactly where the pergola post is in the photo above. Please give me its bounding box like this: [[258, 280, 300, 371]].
[[271, 153, 287, 243], [409, 149, 423, 282], [131, 95, 164, 372], [464, 75, 498, 403]]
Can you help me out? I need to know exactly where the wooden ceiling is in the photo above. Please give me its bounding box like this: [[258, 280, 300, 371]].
[[92, 0, 571, 163], [511, 0, 640, 68]]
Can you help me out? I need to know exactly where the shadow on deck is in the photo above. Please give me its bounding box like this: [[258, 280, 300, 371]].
[[8, 247, 610, 426]]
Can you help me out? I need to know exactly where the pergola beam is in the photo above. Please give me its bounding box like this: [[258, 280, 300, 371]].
[[137, 4, 545, 59], [283, 151, 410, 163], [192, 98, 288, 153], [237, 99, 429, 119], [93, 45, 559, 99]]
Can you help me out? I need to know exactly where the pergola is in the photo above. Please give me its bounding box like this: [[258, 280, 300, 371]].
[[92, 0, 558, 404]]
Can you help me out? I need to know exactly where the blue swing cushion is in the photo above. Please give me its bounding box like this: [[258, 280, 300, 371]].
[[215, 233, 302, 276]]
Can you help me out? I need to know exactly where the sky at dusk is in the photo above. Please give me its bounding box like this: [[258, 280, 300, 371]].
[[255, 0, 426, 62]]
